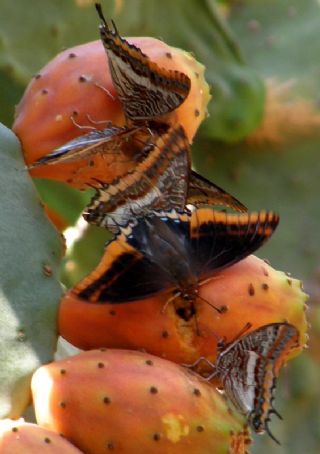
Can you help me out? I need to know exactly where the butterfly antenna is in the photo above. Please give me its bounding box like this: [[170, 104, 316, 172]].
[[265, 420, 281, 445], [111, 19, 120, 35], [196, 294, 224, 314], [269, 407, 283, 420], [95, 3, 108, 28]]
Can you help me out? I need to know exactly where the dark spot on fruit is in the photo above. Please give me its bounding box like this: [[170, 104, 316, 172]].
[[44, 437, 51, 444], [153, 433, 161, 441], [287, 279, 292, 286], [79, 75, 88, 83], [89, 160, 94, 167], [262, 267, 269, 277], [109, 310, 116, 316], [106, 441, 115, 450], [34, 73, 42, 79], [194, 109, 200, 117], [60, 369, 66, 375], [60, 401, 66, 408], [97, 362, 105, 368], [219, 304, 228, 313], [100, 347, 107, 352], [230, 430, 234, 436], [261, 283, 269, 291], [68, 52, 77, 59], [193, 388, 201, 396], [165, 52, 172, 59], [17, 329, 26, 342], [248, 283, 255, 296], [161, 330, 169, 338], [145, 360, 153, 366], [41, 89, 48, 95], [72, 110, 79, 117], [150, 386, 158, 394], [195, 72, 199, 78], [11, 427, 18, 432], [66, 178, 73, 184], [42, 264, 53, 277], [103, 396, 112, 404], [196, 425, 204, 432]]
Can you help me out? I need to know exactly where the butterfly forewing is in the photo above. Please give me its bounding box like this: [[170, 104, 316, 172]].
[[83, 125, 190, 231], [28, 125, 139, 168], [74, 208, 278, 304], [96, 5, 191, 122]]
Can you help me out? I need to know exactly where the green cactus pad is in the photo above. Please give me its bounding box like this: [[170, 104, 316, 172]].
[[0, 123, 62, 418]]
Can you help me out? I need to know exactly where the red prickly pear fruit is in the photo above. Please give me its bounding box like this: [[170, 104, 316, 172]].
[[13, 39, 210, 189], [0, 418, 84, 453], [59, 255, 308, 372], [31, 349, 249, 454]]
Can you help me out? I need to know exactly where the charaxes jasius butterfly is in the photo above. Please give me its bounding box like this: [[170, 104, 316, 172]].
[[95, 3, 191, 123], [31, 3, 191, 172], [83, 125, 246, 232], [72, 208, 279, 321], [32, 123, 246, 232], [186, 322, 299, 444]]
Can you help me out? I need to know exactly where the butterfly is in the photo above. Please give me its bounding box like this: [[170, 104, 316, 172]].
[[186, 322, 300, 444], [72, 208, 279, 320], [31, 121, 246, 232], [95, 3, 191, 123], [83, 125, 247, 232], [31, 4, 191, 173]]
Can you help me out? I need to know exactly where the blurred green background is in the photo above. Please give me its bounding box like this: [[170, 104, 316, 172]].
[[0, 0, 319, 451]]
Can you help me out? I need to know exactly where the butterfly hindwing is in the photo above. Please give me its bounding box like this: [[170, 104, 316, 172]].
[[216, 323, 299, 442], [188, 171, 247, 213]]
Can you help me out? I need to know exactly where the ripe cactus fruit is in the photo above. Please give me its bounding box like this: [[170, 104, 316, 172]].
[[0, 418, 84, 453], [13, 39, 210, 189], [59, 255, 308, 369], [32, 349, 249, 454], [0, 123, 63, 419]]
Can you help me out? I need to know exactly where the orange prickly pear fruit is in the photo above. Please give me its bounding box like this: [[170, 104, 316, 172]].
[[13, 38, 210, 189], [0, 418, 84, 453], [32, 349, 250, 454], [59, 255, 308, 369]]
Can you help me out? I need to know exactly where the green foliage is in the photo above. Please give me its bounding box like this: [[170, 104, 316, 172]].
[[0, 123, 62, 418]]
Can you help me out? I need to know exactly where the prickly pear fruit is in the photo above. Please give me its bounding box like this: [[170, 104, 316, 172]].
[[0, 418, 84, 453], [32, 349, 249, 454], [13, 39, 210, 189], [59, 255, 308, 371]]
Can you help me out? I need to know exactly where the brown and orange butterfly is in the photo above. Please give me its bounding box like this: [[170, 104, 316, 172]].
[[186, 322, 299, 444], [72, 208, 279, 320]]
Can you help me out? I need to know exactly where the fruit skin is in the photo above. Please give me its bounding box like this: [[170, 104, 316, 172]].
[[13, 39, 210, 189], [32, 349, 248, 454], [59, 255, 308, 371], [0, 418, 84, 453]]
